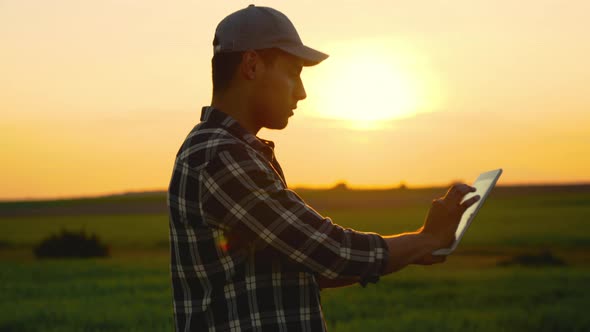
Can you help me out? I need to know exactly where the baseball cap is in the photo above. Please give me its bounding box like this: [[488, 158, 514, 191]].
[[213, 4, 329, 66]]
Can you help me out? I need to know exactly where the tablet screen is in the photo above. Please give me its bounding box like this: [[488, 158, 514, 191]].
[[433, 169, 502, 255]]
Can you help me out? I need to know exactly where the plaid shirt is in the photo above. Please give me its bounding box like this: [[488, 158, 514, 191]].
[[167, 107, 389, 331]]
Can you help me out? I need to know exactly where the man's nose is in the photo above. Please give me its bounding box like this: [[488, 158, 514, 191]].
[[295, 79, 307, 101]]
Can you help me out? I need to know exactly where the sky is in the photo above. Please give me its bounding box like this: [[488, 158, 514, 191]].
[[1, 0, 589, 200]]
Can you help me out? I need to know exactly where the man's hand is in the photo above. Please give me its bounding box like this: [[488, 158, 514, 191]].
[[421, 183, 480, 249], [413, 250, 447, 265], [379, 184, 481, 276]]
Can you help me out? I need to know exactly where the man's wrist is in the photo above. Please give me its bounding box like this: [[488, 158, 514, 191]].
[[417, 226, 448, 249], [382, 231, 441, 274]]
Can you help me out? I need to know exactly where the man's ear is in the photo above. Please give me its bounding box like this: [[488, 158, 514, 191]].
[[240, 50, 262, 80]]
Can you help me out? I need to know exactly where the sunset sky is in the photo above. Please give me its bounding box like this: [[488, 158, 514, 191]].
[[2, 0, 589, 200]]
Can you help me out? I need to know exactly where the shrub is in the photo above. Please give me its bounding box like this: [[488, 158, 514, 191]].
[[497, 250, 566, 267], [33, 229, 109, 258]]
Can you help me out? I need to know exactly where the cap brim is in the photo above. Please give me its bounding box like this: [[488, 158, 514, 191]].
[[278, 44, 329, 66]]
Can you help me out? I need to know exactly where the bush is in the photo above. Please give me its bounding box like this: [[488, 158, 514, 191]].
[[33, 229, 109, 258], [497, 250, 566, 267]]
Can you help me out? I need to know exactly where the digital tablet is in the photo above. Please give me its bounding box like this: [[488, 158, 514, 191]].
[[432, 169, 503, 256]]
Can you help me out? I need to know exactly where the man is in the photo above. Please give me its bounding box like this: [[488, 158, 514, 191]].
[[167, 5, 479, 331]]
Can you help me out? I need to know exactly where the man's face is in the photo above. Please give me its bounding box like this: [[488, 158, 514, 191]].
[[251, 51, 307, 130]]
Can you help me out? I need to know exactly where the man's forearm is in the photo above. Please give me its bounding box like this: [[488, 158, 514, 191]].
[[315, 231, 440, 288], [381, 231, 440, 274]]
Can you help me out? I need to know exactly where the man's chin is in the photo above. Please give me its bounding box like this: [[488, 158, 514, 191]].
[[267, 123, 288, 130], [265, 118, 289, 130]]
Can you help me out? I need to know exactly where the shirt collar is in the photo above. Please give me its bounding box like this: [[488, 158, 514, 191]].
[[200, 106, 275, 160]]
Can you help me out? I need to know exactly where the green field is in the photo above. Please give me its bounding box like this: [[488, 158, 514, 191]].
[[1, 185, 589, 331]]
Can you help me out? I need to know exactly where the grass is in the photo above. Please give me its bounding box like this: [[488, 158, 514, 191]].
[[1, 185, 589, 331], [322, 266, 590, 332], [1, 258, 588, 331], [0, 257, 173, 332]]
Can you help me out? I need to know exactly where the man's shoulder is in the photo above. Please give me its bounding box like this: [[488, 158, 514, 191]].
[[176, 123, 258, 169]]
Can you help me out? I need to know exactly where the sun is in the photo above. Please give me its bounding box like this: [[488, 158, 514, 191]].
[[302, 39, 441, 130]]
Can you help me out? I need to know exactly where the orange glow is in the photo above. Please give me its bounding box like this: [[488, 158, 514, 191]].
[[1, 1, 589, 200], [303, 39, 443, 130]]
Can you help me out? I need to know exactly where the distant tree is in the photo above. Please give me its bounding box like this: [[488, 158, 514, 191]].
[[34, 229, 109, 258], [330, 182, 349, 191]]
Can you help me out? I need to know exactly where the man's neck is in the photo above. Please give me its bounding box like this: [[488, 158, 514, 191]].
[[211, 93, 261, 135]]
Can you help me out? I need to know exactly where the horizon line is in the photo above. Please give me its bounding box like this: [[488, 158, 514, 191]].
[[2, 180, 590, 203]]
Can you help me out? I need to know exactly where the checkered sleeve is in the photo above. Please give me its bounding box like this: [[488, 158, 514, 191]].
[[199, 145, 389, 283]]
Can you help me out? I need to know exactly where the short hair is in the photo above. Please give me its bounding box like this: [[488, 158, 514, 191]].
[[211, 48, 282, 94]]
